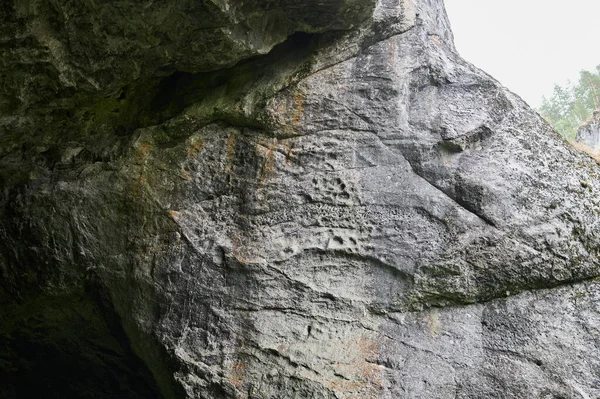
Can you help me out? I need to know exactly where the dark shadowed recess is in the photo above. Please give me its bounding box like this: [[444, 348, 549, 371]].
[[139, 31, 318, 128], [0, 279, 165, 399]]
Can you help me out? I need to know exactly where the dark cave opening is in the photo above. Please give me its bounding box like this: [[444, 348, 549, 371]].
[[0, 283, 165, 399]]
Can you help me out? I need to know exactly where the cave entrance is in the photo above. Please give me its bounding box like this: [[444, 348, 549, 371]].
[[0, 287, 166, 399]]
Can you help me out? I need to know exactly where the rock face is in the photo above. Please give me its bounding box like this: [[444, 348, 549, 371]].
[[576, 111, 600, 152], [1, 0, 600, 398]]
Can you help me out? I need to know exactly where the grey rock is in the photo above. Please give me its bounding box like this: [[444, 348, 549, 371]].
[[576, 111, 600, 152], [1, 0, 600, 398]]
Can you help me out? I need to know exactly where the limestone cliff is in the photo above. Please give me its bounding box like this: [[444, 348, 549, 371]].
[[1, 0, 600, 398], [576, 110, 600, 153]]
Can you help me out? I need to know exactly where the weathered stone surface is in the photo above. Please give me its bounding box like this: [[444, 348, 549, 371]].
[[1, 0, 600, 398], [576, 110, 600, 152]]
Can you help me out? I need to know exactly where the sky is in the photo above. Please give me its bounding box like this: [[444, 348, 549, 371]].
[[444, 0, 600, 108]]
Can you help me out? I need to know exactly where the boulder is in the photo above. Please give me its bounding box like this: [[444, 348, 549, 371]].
[[576, 110, 600, 152], [1, 0, 600, 398]]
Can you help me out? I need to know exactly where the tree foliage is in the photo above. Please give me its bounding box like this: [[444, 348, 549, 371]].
[[538, 65, 600, 140]]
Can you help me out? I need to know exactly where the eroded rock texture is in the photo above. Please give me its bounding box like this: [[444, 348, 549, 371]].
[[576, 111, 600, 153], [1, 0, 600, 398]]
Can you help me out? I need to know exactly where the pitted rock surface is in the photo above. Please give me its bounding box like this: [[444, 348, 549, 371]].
[[1, 0, 600, 398]]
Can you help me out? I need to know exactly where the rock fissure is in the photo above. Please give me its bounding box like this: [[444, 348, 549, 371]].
[[402, 153, 498, 228]]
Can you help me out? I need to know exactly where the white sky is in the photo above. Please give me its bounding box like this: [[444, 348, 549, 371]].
[[444, 0, 600, 108]]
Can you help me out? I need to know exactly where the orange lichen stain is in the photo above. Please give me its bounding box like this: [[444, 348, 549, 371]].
[[256, 137, 299, 184], [131, 174, 147, 196], [233, 249, 249, 265], [280, 90, 306, 136], [229, 359, 246, 388], [187, 138, 205, 158], [226, 134, 236, 160], [225, 133, 237, 174], [230, 235, 251, 265], [326, 335, 383, 398], [291, 92, 305, 125], [179, 168, 191, 181], [258, 139, 277, 184], [134, 142, 152, 164]]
